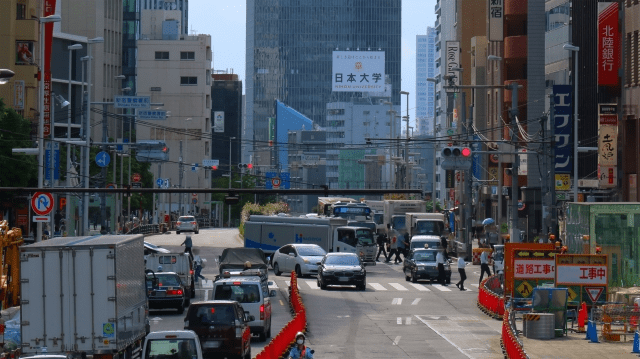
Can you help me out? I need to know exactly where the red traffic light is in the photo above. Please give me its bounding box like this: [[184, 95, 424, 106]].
[[461, 147, 471, 157], [247, 164, 253, 169], [212, 165, 218, 170]]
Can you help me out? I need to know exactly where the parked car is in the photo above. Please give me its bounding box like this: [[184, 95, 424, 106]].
[[183, 300, 253, 359], [271, 244, 327, 277], [211, 272, 275, 341], [403, 248, 451, 284], [317, 252, 366, 290], [142, 330, 203, 359], [176, 216, 199, 234], [146, 272, 189, 313]]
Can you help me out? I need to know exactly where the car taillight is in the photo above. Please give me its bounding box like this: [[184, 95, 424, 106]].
[[190, 270, 194, 275], [191, 221, 197, 225], [260, 304, 264, 320], [177, 221, 182, 225], [167, 289, 183, 296]]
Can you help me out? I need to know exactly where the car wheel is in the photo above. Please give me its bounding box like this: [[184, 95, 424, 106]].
[[259, 330, 267, 342], [267, 322, 272, 338], [195, 230, 199, 234], [273, 262, 282, 276], [359, 278, 366, 291], [320, 278, 327, 290], [176, 231, 180, 235], [404, 269, 411, 281], [411, 271, 418, 283], [295, 265, 302, 278]]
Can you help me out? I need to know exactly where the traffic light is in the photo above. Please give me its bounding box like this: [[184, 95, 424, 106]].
[[206, 165, 218, 171], [238, 163, 253, 169], [440, 146, 472, 170], [135, 141, 169, 162]]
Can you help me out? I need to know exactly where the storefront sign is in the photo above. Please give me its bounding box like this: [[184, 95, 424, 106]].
[[553, 85, 572, 173], [488, 0, 504, 41], [598, 2, 620, 86]]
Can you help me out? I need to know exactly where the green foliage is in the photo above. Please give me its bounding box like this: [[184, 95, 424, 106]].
[[0, 99, 38, 203], [426, 200, 443, 212], [238, 201, 289, 236], [500, 223, 509, 234]]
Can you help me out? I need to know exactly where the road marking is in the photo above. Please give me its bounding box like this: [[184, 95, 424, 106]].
[[396, 317, 402, 325], [408, 283, 430, 291], [411, 298, 421, 305], [285, 281, 300, 290], [471, 283, 479, 287], [304, 280, 319, 289], [391, 298, 403, 305], [203, 289, 209, 300], [279, 300, 284, 306], [393, 336, 401, 345], [415, 316, 473, 358], [389, 283, 408, 291], [405, 317, 412, 325], [368, 282, 387, 290], [201, 279, 213, 287], [433, 284, 452, 292]]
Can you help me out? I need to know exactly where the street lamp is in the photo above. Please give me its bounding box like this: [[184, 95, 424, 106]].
[[37, 14, 62, 242], [400, 91, 410, 189], [487, 55, 504, 229], [563, 43, 580, 203], [0, 69, 15, 84], [383, 101, 396, 189], [228, 136, 236, 226], [427, 78, 438, 211]]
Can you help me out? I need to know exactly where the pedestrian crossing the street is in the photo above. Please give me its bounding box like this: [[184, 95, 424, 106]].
[[280, 279, 474, 293]]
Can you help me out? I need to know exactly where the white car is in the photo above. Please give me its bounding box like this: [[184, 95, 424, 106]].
[[271, 244, 327, 278], [176, 216, 199, 234]]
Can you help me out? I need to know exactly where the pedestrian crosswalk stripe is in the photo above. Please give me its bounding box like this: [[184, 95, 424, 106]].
[[285, 281, 300, 290], [471, 283, 479, 288], [411, 298, 421, 305], [392, 298, 403, 305], [369, 282, 387, 290], [201, 279, 213, 288], [396, 317, 402, 325], [389, 283, 409, 291], [304, 280, 319, 290], [405, 317, 412, 325], [433, 284, 451, 292], [408, 283, 430, 291]]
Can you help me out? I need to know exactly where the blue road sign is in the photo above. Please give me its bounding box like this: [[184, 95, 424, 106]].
[[95, 151, 110, 168], [265, 172, 290, 189], [156, 178, 163, 187], [45, 142, 60, 181]]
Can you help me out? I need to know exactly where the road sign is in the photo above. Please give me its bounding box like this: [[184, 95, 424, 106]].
[[114, 96, 151, 109], [106, 183, 116, 189], [131, 182, 142, 188], [192, 198, 198, 204], [45, 142, 60, 181], [95, 151, 111, 168], [163, 179, 169, 188], [31, 192, 54, 216], [202, 159, 219, 167], [192, 193, 198, 198], [191, 163, 199, 172], [265, 172, 290, 189], [132, 173, 142, 182], [518, 200, 526, 211], [444, 86, 460, 93], [515, 280, 534, 298], [585, 287, 605, 303], [33, 216, 50, 222], [137, 109, 167, 120], [156, 178, 163, 187]]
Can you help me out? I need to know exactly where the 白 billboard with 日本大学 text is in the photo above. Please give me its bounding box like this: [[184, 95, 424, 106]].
[[332, 51, 385, 92]]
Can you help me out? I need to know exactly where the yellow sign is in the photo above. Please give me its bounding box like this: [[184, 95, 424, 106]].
[[567, 287, 578, 302], [555, 174, 571, 191], [488, 168, 498, 185], [516, 281, 534, 297]]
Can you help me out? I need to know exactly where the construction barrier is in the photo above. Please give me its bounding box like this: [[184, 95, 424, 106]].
[[501, 309, 528, 359], [254, 271, 307, 359], [472, 248, 493, 265], [477, 276, 504, 319]]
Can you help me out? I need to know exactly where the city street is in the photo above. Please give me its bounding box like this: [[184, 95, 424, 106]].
[[145, 228, 503, 359]]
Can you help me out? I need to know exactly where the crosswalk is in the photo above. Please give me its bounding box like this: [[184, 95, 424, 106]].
[[278, 280, 480, 293]]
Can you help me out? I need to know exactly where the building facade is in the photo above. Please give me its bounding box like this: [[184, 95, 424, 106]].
[[211, 72, 243, 179], [286, 129, 327, 214], [246, 0, 402, 168], [624, 0, 640, 201], [142, 0, 188, 36], [415, 27, 437, 136]]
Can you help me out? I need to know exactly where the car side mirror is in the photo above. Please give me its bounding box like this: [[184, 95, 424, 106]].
[[316, 262, 322, 265], [270, 290, 277, 297]]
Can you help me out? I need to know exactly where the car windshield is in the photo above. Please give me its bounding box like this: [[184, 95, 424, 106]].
[[144, 338, 198, 359], [373, 213, 384, 225], [413, 251, 437, 262], [348, 222, 376, 231], [356, 229, 374, 245], [325, 255, 360, 266], [213, 284, 261, 303], [415, 221, 444, 236], [178, 216, 195, 222], [392, 216, 406, 231], [187, 305, 237, 326], [296, 246, 326, 256], [151, 274, 181, 287]]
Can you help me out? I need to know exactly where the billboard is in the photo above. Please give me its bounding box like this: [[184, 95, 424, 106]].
[[16, 41, 34, 65], [213, 111, 224, 132], [332, 51, 385, 92], [488, 0, 504, 41], [598, 104, 618, 188], [445, 41, 460, 87], [553, 85, 572, 174], [14, 80, 24, 110], [598, 2, 619, 86]]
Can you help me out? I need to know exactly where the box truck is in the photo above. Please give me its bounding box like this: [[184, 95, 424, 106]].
[[405, 213, 447, 238], [383, 200, 427, 234], [21, 235, 148, 359]]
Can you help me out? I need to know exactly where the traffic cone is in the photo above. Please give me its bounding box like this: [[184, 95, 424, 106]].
[[633, 332, 640, 354], [578, 302, 587, 332], [588, 321, 599, 343], [585, 320, 592, 340]]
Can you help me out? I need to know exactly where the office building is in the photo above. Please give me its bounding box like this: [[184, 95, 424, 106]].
[[246, 0, 402, 168], [211, 72, 243, 179], [287, 130, 327, 214], [142, 0, 188, 36], [416, 27, 437, 136]]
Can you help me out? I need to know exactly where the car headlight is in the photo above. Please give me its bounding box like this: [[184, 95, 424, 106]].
[[323, 270, 333, 276], [303, 258, 310, 264], [417, 266, 425, 270]]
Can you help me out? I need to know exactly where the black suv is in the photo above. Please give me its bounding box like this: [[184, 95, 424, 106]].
[[146, 272, 189, 313], [184, 300, 254, 359]]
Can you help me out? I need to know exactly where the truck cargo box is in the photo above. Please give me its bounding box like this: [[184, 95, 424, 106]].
[[20, 235, 147, 355]]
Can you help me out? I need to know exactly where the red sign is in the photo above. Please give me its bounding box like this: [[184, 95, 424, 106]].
[[514, 259, 555, 279], [31, 192, 54, 216], [43, 1, 57, 137], [598, 2, 619, 86], [132, 173, 142, 182], [585, 287, 604, 303]]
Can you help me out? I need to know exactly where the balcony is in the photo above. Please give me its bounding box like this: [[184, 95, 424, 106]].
[[504, 35, 527, 60], [503, 79, 527, 104], [505, 0, 528, 17], [435, 18, 441, 31], [435, 0, 441, 15]]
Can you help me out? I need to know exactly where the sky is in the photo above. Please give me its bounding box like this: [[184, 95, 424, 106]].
[[188, 1, 437, 128]]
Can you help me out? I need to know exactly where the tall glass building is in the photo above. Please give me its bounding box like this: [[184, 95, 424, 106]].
[[246, 0, 402, 167]]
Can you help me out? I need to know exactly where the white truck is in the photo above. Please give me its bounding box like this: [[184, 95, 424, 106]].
[[21, 235, 148, 359], [405, 213, 447, 238], [244, 215, 377, 264], [383, 200, 427, 234]]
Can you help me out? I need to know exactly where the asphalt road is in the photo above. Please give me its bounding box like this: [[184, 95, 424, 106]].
[[145, 228, 504, 359]]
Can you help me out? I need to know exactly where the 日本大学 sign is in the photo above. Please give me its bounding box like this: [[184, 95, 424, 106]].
[[332, 51, 385, 92], [555, 254, 608, 305]]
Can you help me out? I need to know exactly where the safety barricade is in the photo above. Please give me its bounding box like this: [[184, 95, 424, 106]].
[[477, 276, 504, 319], [472, 248, 493, 265], [254, 271, 307, 359], [501, 309, 529, 359], [591, 303, 639, 342]]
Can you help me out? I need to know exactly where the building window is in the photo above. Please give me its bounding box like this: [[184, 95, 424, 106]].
[[180, 76, 197, 85], [205, 142, 210, 155], [180, 51, 195, 60], [16, 4, 26, 19], [155, 51, 169, 60]]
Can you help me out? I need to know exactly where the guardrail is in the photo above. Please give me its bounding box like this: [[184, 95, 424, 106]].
[[125, 224, 159, 235], [501, 308, 529, 359], [477, 276, 504, 319], [254, 271, 307, 359]]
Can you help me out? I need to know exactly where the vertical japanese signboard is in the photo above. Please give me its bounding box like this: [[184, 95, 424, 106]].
[[488, 0, 504, 41], [553, 85, 572, 174], [598, 104, 618, 188], [598, 2, 619, 86], [445, 41, 460, 87], [213, 111, 224, 133], [332, 51, 385, 92], [556, 254, 608, 306], [14, 80, 24, 110], [504, 243, 556, 298], [43, 0, 57, 137]]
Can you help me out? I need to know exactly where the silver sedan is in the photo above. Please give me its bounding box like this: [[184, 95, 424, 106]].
[[272, 244, 327, 277]]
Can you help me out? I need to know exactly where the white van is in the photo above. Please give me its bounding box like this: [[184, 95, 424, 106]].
[[409, 236, 443, 251], [210, 273, 277, 342], [146, 252, 195, 299], [142, 330, 202, 359]]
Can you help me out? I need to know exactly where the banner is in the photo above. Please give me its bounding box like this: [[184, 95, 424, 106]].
[[598, 2, 619, 86], [14, 80, 24, 110], [213, 111, 224, 132], [553, 85, 572, 173], [445, 41, 460, 87], [332, 51, 385, 92], [598, 104, 618, 188], [488, 0, 504, 41], [43, 0, 57, 137]]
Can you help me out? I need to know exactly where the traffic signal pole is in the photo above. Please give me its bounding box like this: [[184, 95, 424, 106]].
[[508, 83, 520, 243], [179, 140, 183, 216], [101, 104, 108, 232]]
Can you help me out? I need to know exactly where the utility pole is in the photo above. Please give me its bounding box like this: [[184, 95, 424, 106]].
[[545, 93, 557, 239], [179, 140, 183, 215], [100, 104, 108, 233], [465, 103, 474, 261], [508, 83, 520, 242]]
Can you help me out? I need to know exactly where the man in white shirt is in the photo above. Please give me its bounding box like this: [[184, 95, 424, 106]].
[[436, 249, 447, 285], [456, 256, 467, 291], [479, 250, 492, 284]]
